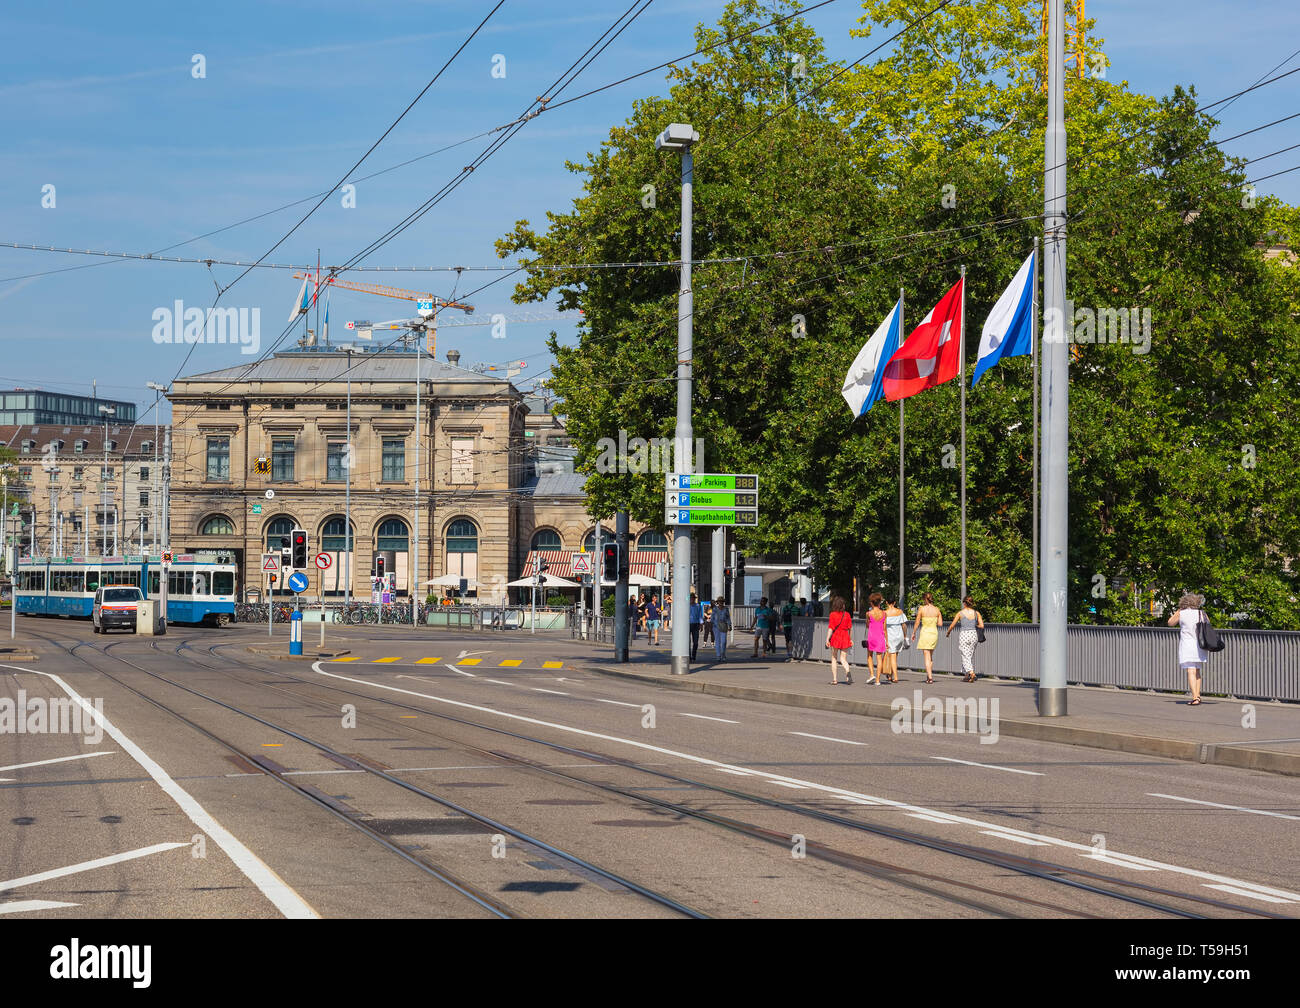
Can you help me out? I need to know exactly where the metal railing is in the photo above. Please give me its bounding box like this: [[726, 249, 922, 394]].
[[787, 617, 1300, 702]]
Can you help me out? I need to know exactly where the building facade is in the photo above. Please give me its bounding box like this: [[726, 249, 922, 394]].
[[166, 347, 656, 601], [0, 389, 136, 427]]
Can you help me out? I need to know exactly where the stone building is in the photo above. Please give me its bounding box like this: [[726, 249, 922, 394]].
[[166, 346, 659, 600]]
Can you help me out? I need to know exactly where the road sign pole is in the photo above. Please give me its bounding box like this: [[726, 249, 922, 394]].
[[615, 509, 629, 663], [669, 131, 696, 677], [267, 575, 272, 638]]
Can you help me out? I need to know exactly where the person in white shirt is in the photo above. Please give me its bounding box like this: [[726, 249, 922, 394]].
[[1167, 591, 1208, 705]]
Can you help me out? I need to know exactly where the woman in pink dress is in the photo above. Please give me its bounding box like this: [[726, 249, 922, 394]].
[[863, 593, 888, 685]]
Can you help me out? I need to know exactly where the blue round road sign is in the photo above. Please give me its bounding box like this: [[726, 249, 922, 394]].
[[287, 571, 310, 594]]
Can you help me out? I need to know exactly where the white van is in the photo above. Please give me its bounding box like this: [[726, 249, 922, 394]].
[[93, 585, 143, 634]]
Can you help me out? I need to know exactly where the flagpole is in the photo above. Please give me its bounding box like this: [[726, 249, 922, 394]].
[[1032, 237, 1040, 624], [898, 288, 905, 610], [959, 265, 967, 601]]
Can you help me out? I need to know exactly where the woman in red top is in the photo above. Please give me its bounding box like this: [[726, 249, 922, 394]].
[[826, 596, 854, 685]]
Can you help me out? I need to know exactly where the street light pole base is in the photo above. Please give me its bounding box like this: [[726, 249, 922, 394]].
[[1037, 686, 1068, 717], [670, 656, 691, 676]]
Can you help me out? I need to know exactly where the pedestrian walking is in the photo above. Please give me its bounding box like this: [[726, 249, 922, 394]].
[[826, 596, 854, 685], [753, 597, 773, 658], [646, 596, 662, 645], [712, 597, 730, 660], [945, 596, 984, 682], [883, 597, 907, 684], [689, 593, 704, 661], [702, 600, 714, 644], [781, 597, 799, 661], [802, 597, 815, 618], [1167, 591, 1208, 705], [663, 591, 673, 632], [863, 593, 888, 685], [912, 592, 943, 684]]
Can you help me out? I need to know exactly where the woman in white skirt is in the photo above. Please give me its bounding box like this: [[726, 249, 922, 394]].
[[1167, 591, 1208, 705], [945, 596, 984, 682]]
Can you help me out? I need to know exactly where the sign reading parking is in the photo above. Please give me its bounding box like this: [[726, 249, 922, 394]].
[[667, 490, 757, 508], [666, 508, 758, 526], [666, 473, 758, 491], [287, 571, 309, 593], [665, 473, 758, 526]]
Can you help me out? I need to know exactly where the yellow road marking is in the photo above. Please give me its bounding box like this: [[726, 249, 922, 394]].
[[416, 657, 443, 664], [261, 744, 283, 748], [457, 658, 482, 666], [398, 715, 417, 719], [498, 659, 523, 667], [542, 661, 564, 669], [331, 657, 360, 662], [373, 657, 402, 663]]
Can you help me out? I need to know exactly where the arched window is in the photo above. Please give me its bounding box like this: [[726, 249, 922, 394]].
[[636, 530, 669, 551], [531, 528, 562, 550], [583, 527, 613, 551], [377, 518, 409, 551], [321, 516, 355, 551], [447, 519, 478, 553], [201, 515, 234, 535], [264, 515, 298, 551]]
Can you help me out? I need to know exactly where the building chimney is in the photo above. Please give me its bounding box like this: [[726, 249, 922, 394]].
[[447, 349, 461, 367]]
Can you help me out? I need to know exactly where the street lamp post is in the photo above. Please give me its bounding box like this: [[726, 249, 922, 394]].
[[146, 382, 167, 553], [656, 122, 699, 677], [342, 347, 354, 611], [99, 405, 115, 557]]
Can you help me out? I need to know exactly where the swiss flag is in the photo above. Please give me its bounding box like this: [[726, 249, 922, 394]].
[[882, 277, 964, 401]]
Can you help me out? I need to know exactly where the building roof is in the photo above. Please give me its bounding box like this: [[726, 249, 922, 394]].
[[175, 350, 505, 386], [0, 424, 161, 456]]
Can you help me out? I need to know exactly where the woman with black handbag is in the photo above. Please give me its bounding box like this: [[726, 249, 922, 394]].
[[1167, 591, 1208, 705], [946, 596, 984, 683]]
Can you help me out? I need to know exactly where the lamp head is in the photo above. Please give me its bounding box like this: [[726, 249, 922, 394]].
[[655, 123, 699, 151]]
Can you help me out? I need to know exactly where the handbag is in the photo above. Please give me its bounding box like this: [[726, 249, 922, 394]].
[[1197, 611, 1224, 653], [976, 625, 987, 644]]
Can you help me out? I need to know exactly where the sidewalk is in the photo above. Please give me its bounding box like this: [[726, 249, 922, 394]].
[[582, 638, 1300, 777]]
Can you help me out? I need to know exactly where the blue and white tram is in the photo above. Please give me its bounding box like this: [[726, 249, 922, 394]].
[[16, 553, 238, 626]]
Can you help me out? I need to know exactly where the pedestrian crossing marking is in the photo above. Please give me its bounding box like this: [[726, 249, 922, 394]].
[[457, 658, 482, 666], [331, 657, 361, 662], [498, 659, 522, 667], [416, 657, 443, 664], [542, 661, 563, 669], [373, 657, 402, 664]]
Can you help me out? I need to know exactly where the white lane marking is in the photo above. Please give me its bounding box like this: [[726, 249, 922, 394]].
[[0, 752, 116, 773], [0, 900, 79, 915], [1148, 792, 1300, 822], [443, 663, 476, 679], [1085, 853, 1156, 872], [908, 813, 956, 824], [0, 843, 189, 894], [980, 831, 1049, 846], [836, 796, 882, 805], [485, 679, 512, 686], [6, 664, 319, 920], [771, 781, 807, 790], [931, 756, 1044, 776], [309, 661, 1300, 903], [594, 699, 640, 708], [678, 713, 739, 724], [454, 649, 492, 660], [0, 779, 11, 782], [789, 732, 865, 746], [533, 688, 569, 696], [1204, 884, 1293, 904], [714, 768, 751, 776]]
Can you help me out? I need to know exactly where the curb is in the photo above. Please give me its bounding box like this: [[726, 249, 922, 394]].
[[589, 665, 1300, 778], [245, 647, 351, 662]]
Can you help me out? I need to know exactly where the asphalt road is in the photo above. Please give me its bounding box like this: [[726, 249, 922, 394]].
[[2, 616, 1296, 919]]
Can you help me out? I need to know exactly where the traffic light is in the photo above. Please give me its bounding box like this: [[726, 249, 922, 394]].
[[268, 573, 278, 585], [291, 529, 308, 569], [736, 553, 746, 581], [280, 534, 291, 571], [539, 558, 550, 573], [375, 555, 385, 579], [601, 543, 619, 585]]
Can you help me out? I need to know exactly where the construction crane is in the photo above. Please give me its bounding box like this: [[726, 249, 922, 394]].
[[291, 272, 473, 355]]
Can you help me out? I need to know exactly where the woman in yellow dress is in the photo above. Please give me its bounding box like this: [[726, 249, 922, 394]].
[[911, 592, 944, 684]]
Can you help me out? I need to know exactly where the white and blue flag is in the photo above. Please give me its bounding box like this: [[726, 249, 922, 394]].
[[972, 250, 1036, 387], [842, 297, 903, 416]]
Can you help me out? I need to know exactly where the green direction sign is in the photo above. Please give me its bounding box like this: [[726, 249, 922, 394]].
[[665, 473, 758, 492], [666, 490, 758, 509], [666, 507, 757, 526], [251, 504, 263, 515]]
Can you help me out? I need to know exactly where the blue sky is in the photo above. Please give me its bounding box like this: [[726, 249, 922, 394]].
[[1, 0, 1296, 427]]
